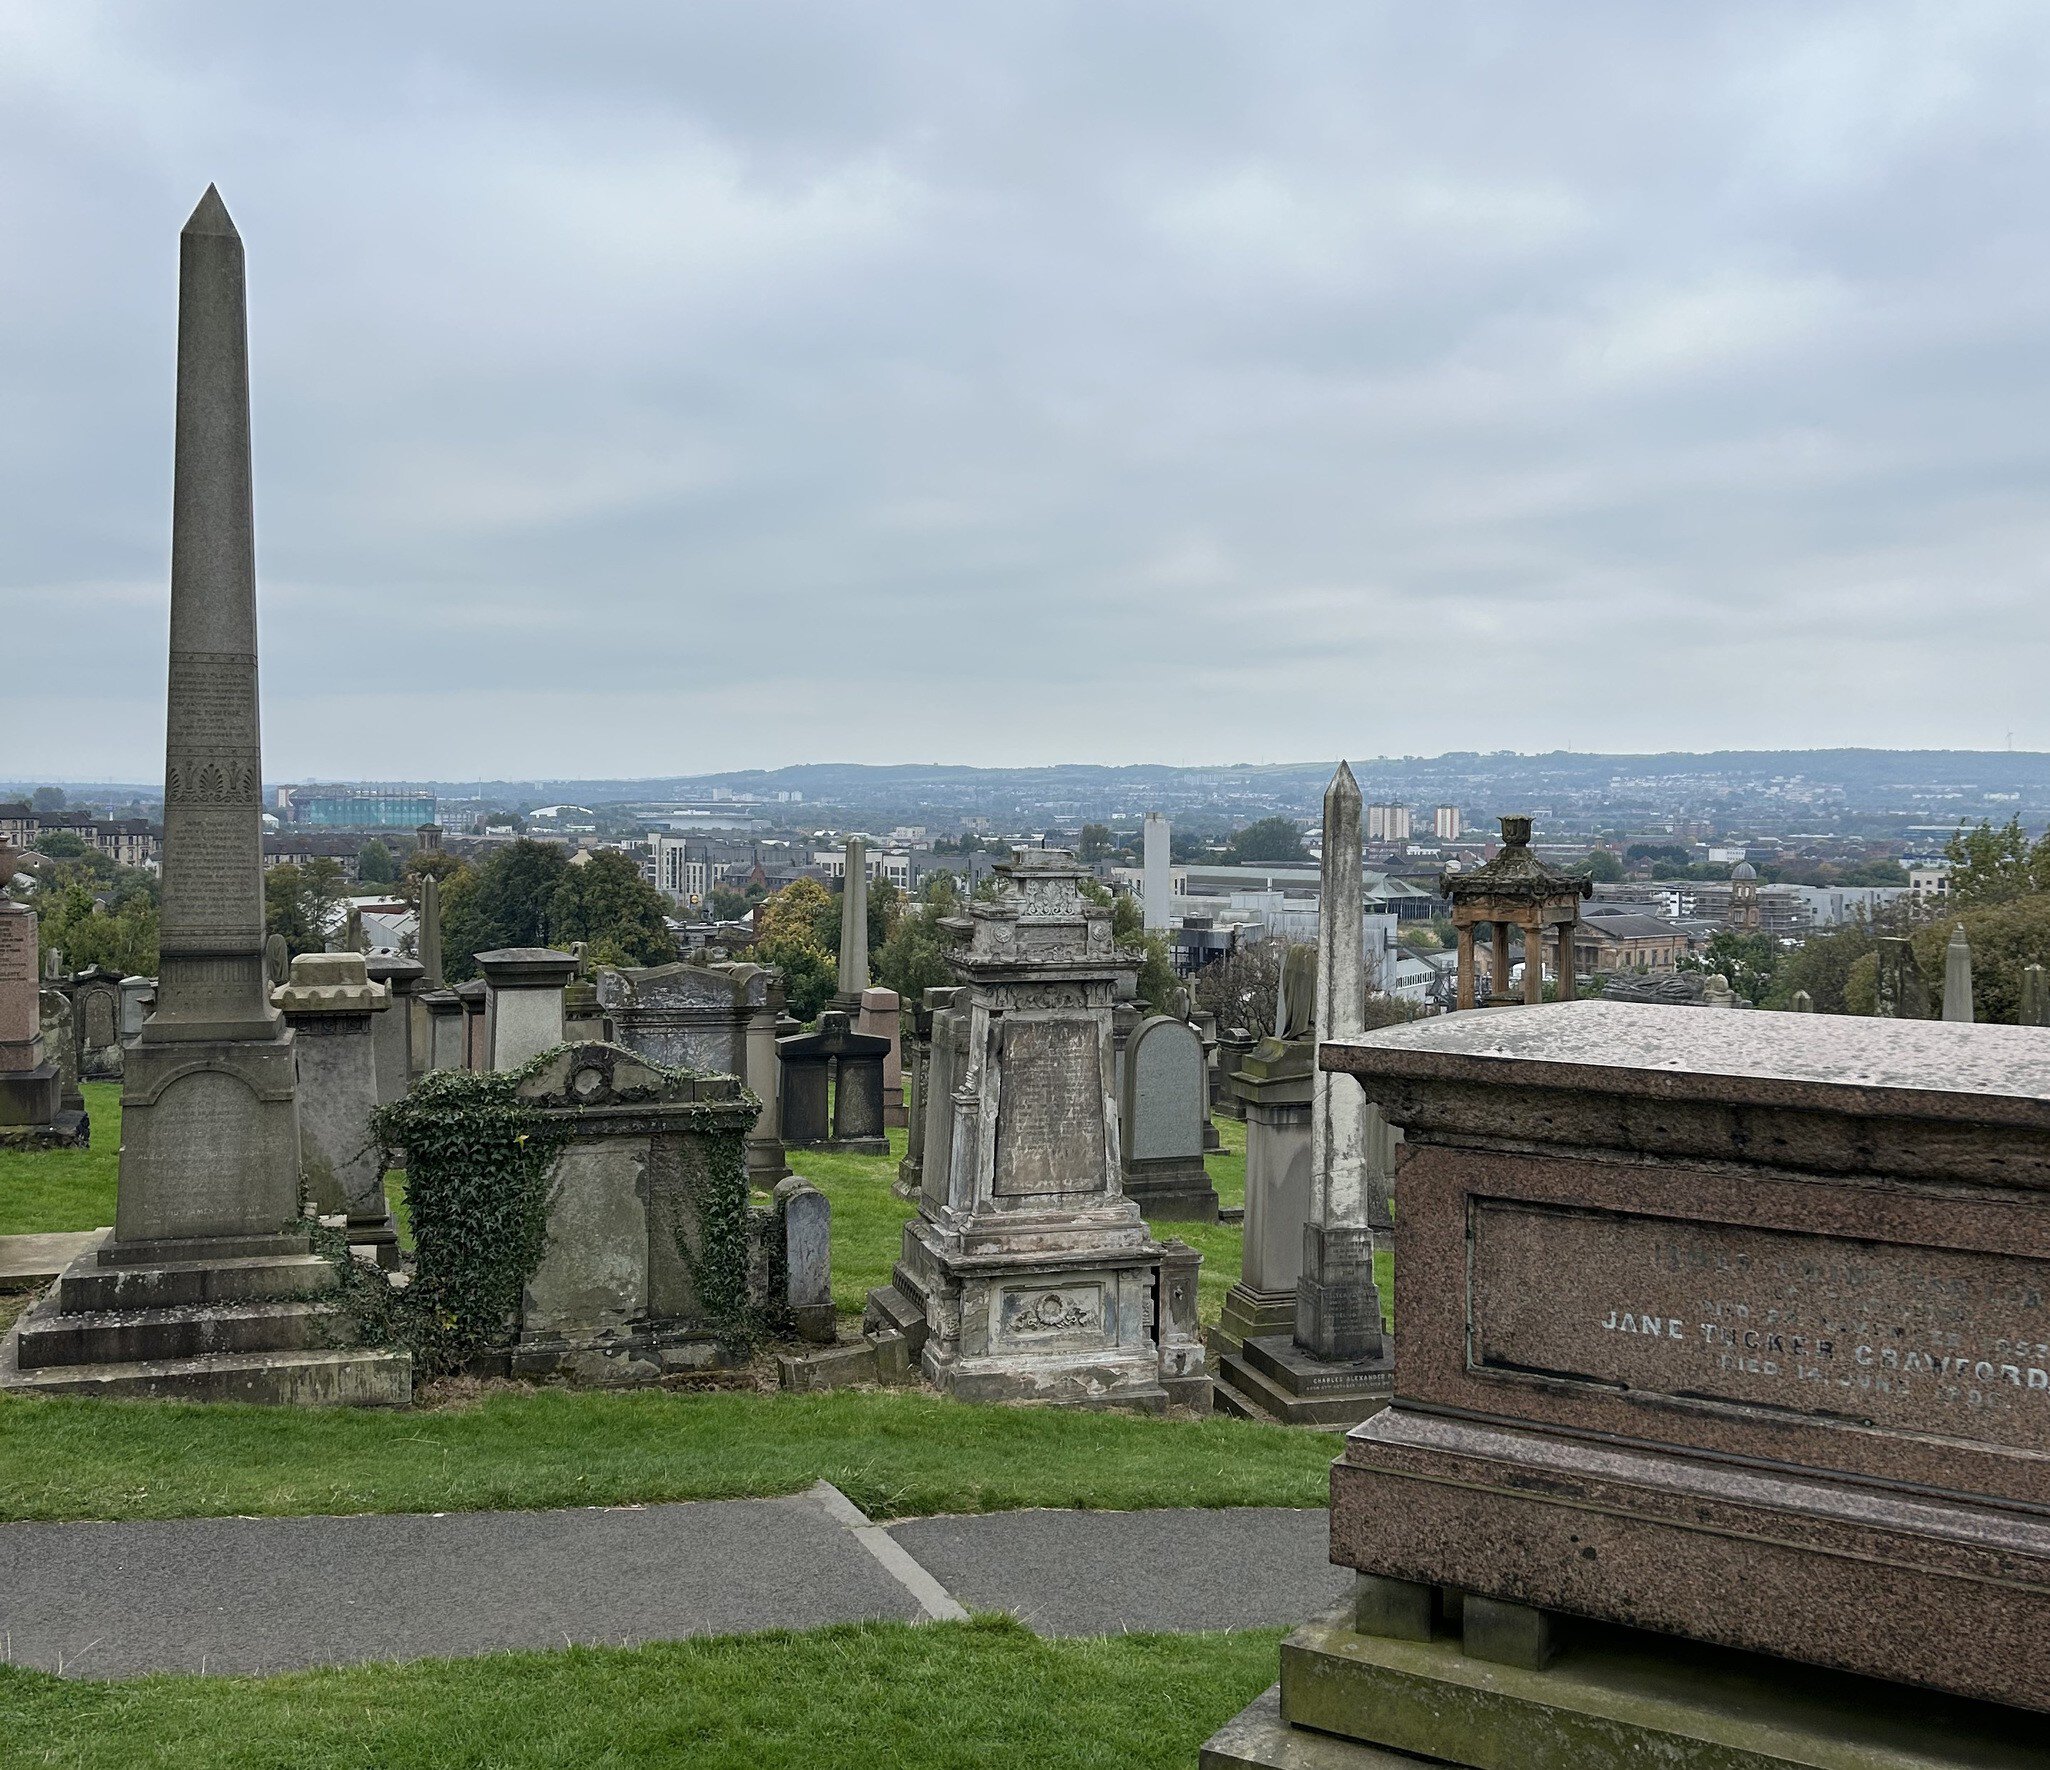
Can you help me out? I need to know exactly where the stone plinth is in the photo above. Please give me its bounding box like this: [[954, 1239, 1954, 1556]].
[[274, 952, 396, 1265], [777, 1010, 889, 1154], [866, 849, 1207, 1412], [420, 987, 465, 1071], [1118, 1014, 1218, 1222], [362, 953, 424, 1105], [1212, 1035, 1311, 1364], [599, 960, 789, 1184], [1318, 1000, 2050, 1715], [857, 986, 905, 1128], [773, 1175, 834, 1343], [476, 948, 574, 1071], [502, 1043, 765, 1384], [0, 903, 65, 1146]]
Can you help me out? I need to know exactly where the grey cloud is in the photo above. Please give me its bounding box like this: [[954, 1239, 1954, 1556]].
[[3, 2, 2048, 779]]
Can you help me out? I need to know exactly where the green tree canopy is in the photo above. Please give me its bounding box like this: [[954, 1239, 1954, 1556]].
[[1222, 817, 1309, 865], [1679, 930, 1779, 1004], [27, 857, 160, 977], [357, 839, 397, 885], [1944, 818, 2050, 906], [439, 841, 570, 979], [549, 850, 679, 968], [264, 859, 348, 959], [1078, 823, 1115, 864], [874, 874, 963, 1004], [30, 786, 65, 813], [1579, 849, 1624, 883]]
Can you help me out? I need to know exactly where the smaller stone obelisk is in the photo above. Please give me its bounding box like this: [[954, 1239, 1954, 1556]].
[[835, 837, 869, 1009], [1944, 924, 1975, 1024], [417, 871, 445, 988], [1288, 762, 1393, 1414]]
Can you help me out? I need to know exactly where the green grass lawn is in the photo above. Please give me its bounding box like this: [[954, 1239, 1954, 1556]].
[[0, 1081, 121, 1236], [0, 1383, 1340, 1525], [0, 1617, 1282, 1770]]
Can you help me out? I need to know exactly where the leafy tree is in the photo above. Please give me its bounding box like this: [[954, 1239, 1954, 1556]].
[[753, 878, 839, 1020], [1579, 849, 1624, 883], [1835, 897, 2050, 1022], [357, 839, 397, 885], [875, 874, 963, 1003], [1945, 818, 2050, 906], [867, 875, 901, 955], [439, 840, 571, 979], [1626, 843, 1691, 866], [31, 831, 90, 861], [27, 857, 160, 977], [757, 877, 835, 950], [708, 883, 760, 923], [1107, 889, 1177, 1014], [265, 859, 348, 958], [549, 850, 678, 967], [30, 786, 65, 813], [1222, 817, 1309, 865], [1679, 930, 1779, 1004], [1078, 823, 1116, 865], [399, 847, 469, 907]]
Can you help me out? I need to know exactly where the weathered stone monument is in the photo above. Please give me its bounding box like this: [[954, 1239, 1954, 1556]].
[[864, 850, 1207, 1410], [598, 960, 789, 1185], [1207, 1001, 2050, 1767], [119, 974, 155, 1040], [38, 986, 90, 1137], [834, 837, 869, 1010], [416, 872, 444, 987], [771, 1175, 834, 1344], [71, 967, 125, 1081], [896, 987, 949, 1196], [914, 985, 968, 1211], [1944, 921, 1976, 1023], [857, 985, 906, 1127], [2025, 963, 2050, 1028], [273, 951, 397, 1265], [1117, 1014, 1218, 1221], [1442, 815, 1588, 1009], [777, 1010, 889, 1153], [362, 952, 424, 1104], [1, 191, 407, 1404], [0, 877, 66, 1148], [1212, 950, 1315, 1377], [500, 1043, 768, 1384], [476, 947, 576, 1070], [1142, 811, 1172, 930], [1876, 933, 1930, 1018], [1791, 986, 1815, 1012], [1219, 765, 1393, 1426]]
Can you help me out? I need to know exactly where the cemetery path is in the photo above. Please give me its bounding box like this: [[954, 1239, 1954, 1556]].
[[0, 1484, 1339, 1679]]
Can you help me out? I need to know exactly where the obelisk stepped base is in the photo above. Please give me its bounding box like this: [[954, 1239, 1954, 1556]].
[[1201, 1601, 2041, 1770], [0, 1230, 410, 1405], [1213, 1333, 1392, 1429]]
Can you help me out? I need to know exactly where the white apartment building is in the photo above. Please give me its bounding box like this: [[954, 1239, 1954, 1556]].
[[1367, 803, 1413, 843]]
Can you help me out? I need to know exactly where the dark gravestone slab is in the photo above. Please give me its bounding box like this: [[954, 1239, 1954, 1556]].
[[1322, 999, 2050, 1715], [776, 1011, 888, 1154]]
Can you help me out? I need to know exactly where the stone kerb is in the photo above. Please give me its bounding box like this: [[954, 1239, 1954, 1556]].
[[1116, 1014, 1218, 1221]]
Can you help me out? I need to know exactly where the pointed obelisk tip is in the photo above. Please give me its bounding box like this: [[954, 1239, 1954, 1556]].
[[1328, 759, 1360, 801], [182, 184, 239, 239]]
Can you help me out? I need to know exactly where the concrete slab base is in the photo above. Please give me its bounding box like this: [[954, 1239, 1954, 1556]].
[[1203, 1603, 2046, 1770]]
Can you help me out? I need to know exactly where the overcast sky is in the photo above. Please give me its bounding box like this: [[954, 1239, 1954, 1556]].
[[5, 3, 2050, 782]]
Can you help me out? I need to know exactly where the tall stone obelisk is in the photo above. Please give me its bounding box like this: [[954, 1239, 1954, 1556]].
[[115, 186, 302, 1248], [1297, 761, 1389, 1366], [417, 871, 445, 988], [835, 837, 869, 1009]]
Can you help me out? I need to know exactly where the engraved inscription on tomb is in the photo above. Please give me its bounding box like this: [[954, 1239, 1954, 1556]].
[[1471, 1199, 2050, 1452], [166, 652, 259, 805], [993, 1018, 1105, 1196], [161, 805, 262, 941]]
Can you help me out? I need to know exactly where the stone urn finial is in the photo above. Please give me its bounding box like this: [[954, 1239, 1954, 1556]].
[[1499, 815, 1533, 847]]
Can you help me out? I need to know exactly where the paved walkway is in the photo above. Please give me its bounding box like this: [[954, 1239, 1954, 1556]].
[[0, 1487, 1342, 1678]]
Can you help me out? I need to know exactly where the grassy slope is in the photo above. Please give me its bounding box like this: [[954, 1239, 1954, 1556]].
[[0, 1618, 1282, 1770], [0, 1384, 1340, 1525], [0, 1082, 121, 1236]]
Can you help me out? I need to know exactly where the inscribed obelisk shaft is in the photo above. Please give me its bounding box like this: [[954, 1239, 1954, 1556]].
[[836, 837, 869, 1007], [116, 187, 301, 1246], [1297, 761, 1387, 1361]]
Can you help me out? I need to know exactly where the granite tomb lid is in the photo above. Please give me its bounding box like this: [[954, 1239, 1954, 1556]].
[[1321, 998, 2050, 1129]]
